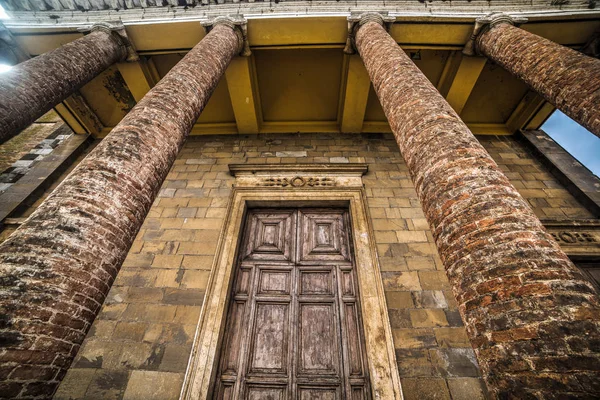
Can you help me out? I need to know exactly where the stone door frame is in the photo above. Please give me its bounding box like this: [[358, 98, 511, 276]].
[[180, 165, 403, 400]]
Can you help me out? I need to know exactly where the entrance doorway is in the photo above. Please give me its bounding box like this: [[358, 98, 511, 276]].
[[214, 208, 371, 399]]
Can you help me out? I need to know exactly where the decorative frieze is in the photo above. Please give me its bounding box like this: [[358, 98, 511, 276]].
[[260, 176, 335, 188], [228, 163, 368, 188], [543, 220, 600, 257]]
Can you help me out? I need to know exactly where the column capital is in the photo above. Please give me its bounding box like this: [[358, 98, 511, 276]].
[[79, 22, 137, 62], [463, 12, 527, 56], [201, 15, 250, 57], [344, 12, 395, 55]]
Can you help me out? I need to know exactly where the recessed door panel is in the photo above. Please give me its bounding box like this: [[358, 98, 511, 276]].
[[249, 303, 289, 374]]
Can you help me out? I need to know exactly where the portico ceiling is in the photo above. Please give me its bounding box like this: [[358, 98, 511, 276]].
[[1, 3, 599, 137]]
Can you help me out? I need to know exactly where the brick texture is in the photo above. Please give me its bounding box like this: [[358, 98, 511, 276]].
[[0, 30, 126, 143], [478, 22, 600, 139], [355, 20, 600, 398], [0, 24, 240, 399]]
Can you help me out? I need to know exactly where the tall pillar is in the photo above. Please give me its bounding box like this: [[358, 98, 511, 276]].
[[0, 19, 243, 398], [0, 23, 128, 143], [352, 14, 600, 399], [467, 13, 600, 138]]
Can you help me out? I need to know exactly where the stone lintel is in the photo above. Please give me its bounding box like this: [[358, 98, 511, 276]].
[[462, 12, 527, 56], [344, 12, 395, 55], [79, 21, 138, 62], [201, 15, 250, 56]]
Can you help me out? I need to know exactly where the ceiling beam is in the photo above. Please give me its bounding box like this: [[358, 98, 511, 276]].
[[54, 103, 86, 134], [506, 90, 547, 133], [340, 54, 371, 133], [445, 55, 487, 115], [57, 91, 103, 136], [116, 58, 156, 103], [436, 50, 462, 97], [225, 56, 260, 134], [525, 102, 555, 131]]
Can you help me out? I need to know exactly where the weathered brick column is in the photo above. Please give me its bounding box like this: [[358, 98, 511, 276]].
[[353, 14, 600, 399], [0, 24, 127, 143], [0, 20, 242, 398], [471, 13, 600, 138]]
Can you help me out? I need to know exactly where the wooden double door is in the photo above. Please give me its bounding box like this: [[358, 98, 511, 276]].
[[215, 208, 371, 399]]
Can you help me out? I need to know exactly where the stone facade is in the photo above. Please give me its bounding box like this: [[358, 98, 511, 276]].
[[4, 132, 579, 400]]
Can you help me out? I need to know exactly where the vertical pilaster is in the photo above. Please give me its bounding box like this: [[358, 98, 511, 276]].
[[354, 14, 600, 399], [470, 13, 600, 138], [0, 24, 127, 143], [0, 21, 242, 399]]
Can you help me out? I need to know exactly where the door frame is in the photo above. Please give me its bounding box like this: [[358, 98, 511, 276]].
[[181, 187, 403, 400]]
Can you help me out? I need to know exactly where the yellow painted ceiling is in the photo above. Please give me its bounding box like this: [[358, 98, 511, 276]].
[[255, 48, 343, 122], [9, 16, 599, 137]]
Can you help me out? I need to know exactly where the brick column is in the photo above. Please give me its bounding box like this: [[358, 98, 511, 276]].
[[0, 21, 242, 398], [0, 24, 127, 143], [353, 14, 600, 399], [472, 13, 600, 138]]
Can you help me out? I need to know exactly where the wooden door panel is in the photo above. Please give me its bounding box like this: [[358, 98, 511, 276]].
[[340, 270, 355, 297], [243, 210, 295, 262], [299, 269, 334, 296], [343, 303, 364, 377], [235, 267, 252, 296], [221, 300, 247, 375], [258, 268, 292, 295], [351, 387, 367, 400], [248, 303, 290, 375], [246, 385, 287, 400], [298, 303, 340, 376], [299, 210, 349, 263], [298, 386, 340, 400], [215, 208, 370, 400], [217, 383, 234, 400]]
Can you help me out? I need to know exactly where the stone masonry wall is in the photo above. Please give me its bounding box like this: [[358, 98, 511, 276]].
[[478, 135, 594, 220], [0, 132, 587, 400]]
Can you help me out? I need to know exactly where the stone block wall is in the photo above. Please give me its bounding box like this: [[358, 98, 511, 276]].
[[478, 135, 594, 220], [1, 132, 590, 400]]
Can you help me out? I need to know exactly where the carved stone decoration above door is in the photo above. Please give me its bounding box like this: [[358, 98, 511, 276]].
[[228, 163, 368, 189]]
